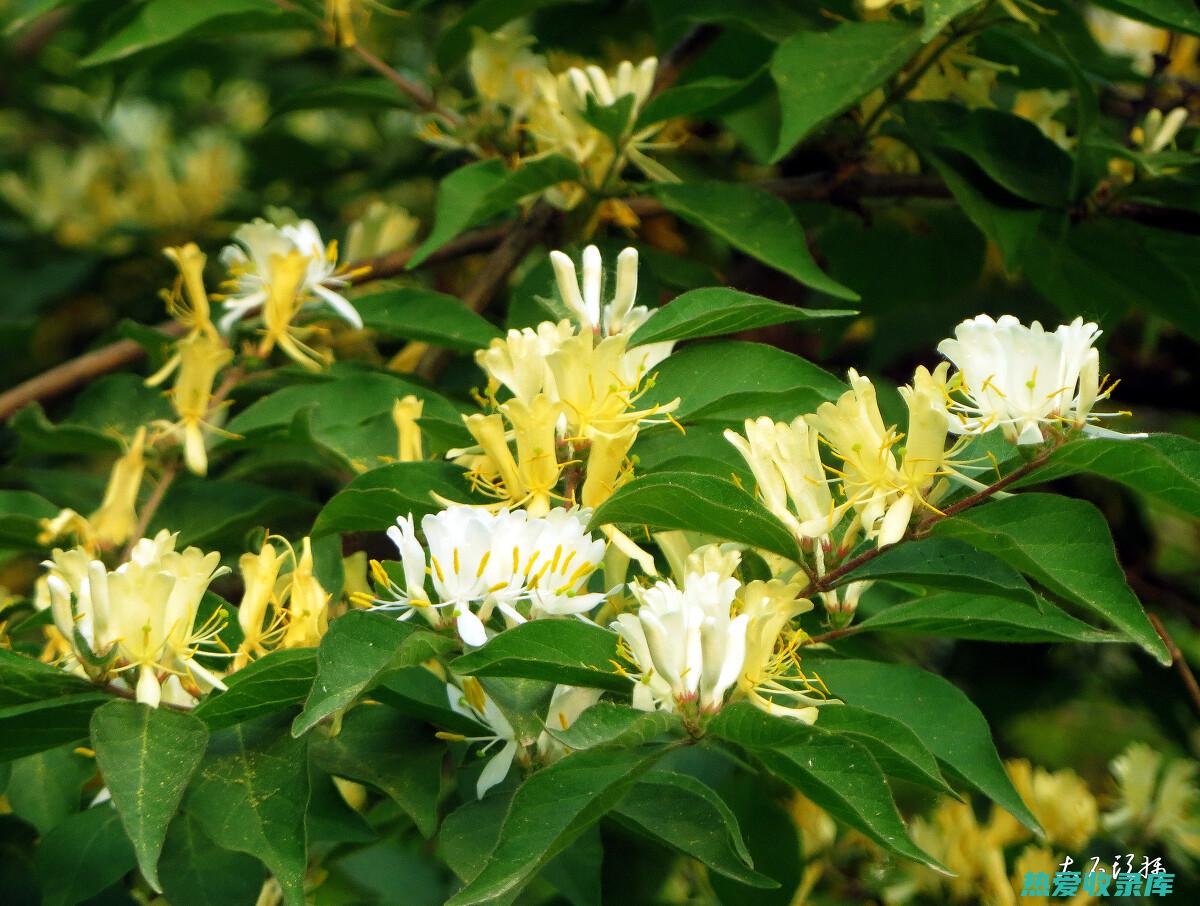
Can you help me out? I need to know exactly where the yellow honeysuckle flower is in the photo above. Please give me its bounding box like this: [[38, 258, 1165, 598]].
[[89, 426, 147, 547], [161, 243, 218, 338], [280, 537, 331, 649], [737, 579, 825, 723], [42, 530, 230, 707], [152, 330, 235, 476], [392, 395, 425, 462], [468, 25, 546, 114], [580, 424, 637, 510], [500, 394, 562, 516], [232, 540, 289, 669]]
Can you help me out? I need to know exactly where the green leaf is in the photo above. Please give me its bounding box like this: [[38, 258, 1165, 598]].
[[650, 183, 858, 300], [271, 78, 408, 117], [0, 490, 58, 550], [840, 537, 1036, 603], [0, 692, 111, 762], [856, 591, 1117, 643], [629, 287, 854, 347], [445, 745, 670, 906], [1013, 434, 1200, 518], [932, 493, 1170, 664], [305, 763, 376, 845], [546, 702, 684, 750], [922, 0, 986, 41], [311, 461, 472, 537], [709, 773, 803, 906], [451, 621, 625, 691], [356, 288, 503, 352], [186, 714, 309, 906], [158, 813, 264, 906], [194, 649, 317, 730], [807, 658, 1041, 832], [613, 771, 776, 887], [903, 102, 1074, 206], [590, 471, 800, 561], [811, 705, 953, 794], [311, 704, 443, 837], [478, 676, 557, 745], [408, 156, 580, 267], [34, 804, 136, 906], [90, 701, 209, 891], [709, 704, 944, 871], [639, 340, 845, 423], [637, 72, 766, 127], [1090, 0, 1200, 36], [149, 478, 315, 550], [6, 745, 95, 834], [293, 611, 455, 736], [81, 0, 288, 66], [0, 649, 95, 707], [771, 21, 922, 161]]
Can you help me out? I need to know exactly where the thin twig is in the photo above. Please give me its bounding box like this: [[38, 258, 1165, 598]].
[[122, 462, 178, 562], [1148, 613, 1200, 716], [349, 42, 461, 125], [652, 24, 722, 95]]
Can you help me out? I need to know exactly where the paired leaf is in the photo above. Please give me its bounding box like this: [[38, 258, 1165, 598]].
[[185, 714, 310, 906], [0, 490, 59, 550], [293, 611, 455, 736], [932, 493, 1170, 664], [194, 649, 318, 730], [158, 813, 264, 906], [356, 288, 503, 352], [771, 21, 922, 161], [6, 745, 95, 834], [452, 620, 626, 691], [0, 692, 111, 762], [811, 705, 954, 794], [650, 183, 858, 299], [546, 702, 684, 751], [806, 658, 1041, 832], [629, 287, 854, 347], [590, 471, 800, 561], [90, 701, 209, 891]]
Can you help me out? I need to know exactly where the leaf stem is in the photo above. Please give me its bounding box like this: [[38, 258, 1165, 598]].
[[1148, 613, 1200, 716]]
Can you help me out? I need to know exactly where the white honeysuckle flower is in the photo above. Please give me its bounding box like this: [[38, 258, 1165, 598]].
[[377, 506, 608, 645], [217, 217, 360, 334], [615, 571, 747, 714], [446, 678, 518, 799], [1137, 107, 1188, 154], [937, 314, 1133, 446], [42, 530, 230, 708]]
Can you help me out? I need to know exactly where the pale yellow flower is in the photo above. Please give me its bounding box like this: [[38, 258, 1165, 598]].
[[393, 395, 425, 462], [88, 426, 147, 546], [232, 541, 288, 669], [280, 537, 331, 649], [152, 331, 234, 476]]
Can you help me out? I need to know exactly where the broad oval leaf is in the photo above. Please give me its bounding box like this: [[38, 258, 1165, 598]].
[[355, 288, 503, 352], [771, 21, 922, 162], [709, 704, 946, 871], [445, 745, 670, 906], [811, 705, 953, 795], [194, 648, 317, 730], [0, 692, 111, 762], [629, 287, 855, 347], [638, 340, 845, 423], [590, 471, 800, 562], [856, 591, 1117, 643], [186, 714, 310, 906], [90, 700, 209, 892], [34, 804, 137, 906], [806, 657, 1041, 833], [932, 493, 1170, 664], [292, 611, 455, 737], [311, 461, 472, 538], [614, 771, 777, 888], [839, 536, 1036, 604], [546, 702, 684, 751], [158, 813, 265, 906], [311, 704, 443, 837], [650, 182, 858, 300], [451, 620, 626, 691]]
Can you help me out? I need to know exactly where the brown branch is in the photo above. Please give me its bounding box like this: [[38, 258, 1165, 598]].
[[414, 202, 557, 381], [122, 461, 178, 562], [1148, 613, 1200, 716], [652, 24, 723, 95], [348, 42, 462, 125], [0, 322, 184, 422]]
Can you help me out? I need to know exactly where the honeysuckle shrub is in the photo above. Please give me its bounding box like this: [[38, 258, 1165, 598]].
[[1, 2, 1199, 905]]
